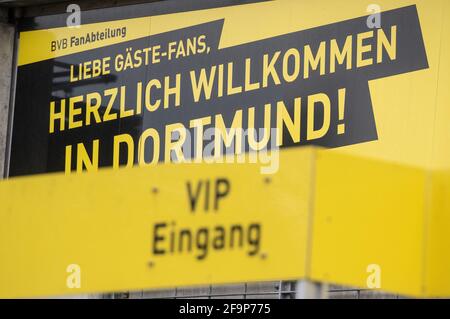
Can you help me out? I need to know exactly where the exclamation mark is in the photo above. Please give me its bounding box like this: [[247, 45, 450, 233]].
[[337, 88, 346, 135]]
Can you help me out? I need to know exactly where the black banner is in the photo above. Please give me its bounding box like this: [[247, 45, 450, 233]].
[[9, 5, 428, 176]]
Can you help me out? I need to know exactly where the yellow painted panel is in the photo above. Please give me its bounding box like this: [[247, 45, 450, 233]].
[[423, 0, 450, 296], [1, 147, 449, 298], [310, 151, 427, 296], [0, 148, 313, 298], [424, 170, 450, 297], [430, 0, 450, 171]]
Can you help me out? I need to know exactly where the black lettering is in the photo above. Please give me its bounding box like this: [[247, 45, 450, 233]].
[[187, 181, 203, 213], [153, 223, 167, 255], [151, 221, 263, 261], [212, 226, 225, 249], [204, 180, 210, 211], [248, 224, 261, 256], [230, 225, 244, 248], [196, 228, 209, 260], [179, 229, 193, 253], [214, 178, 230, 211]]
